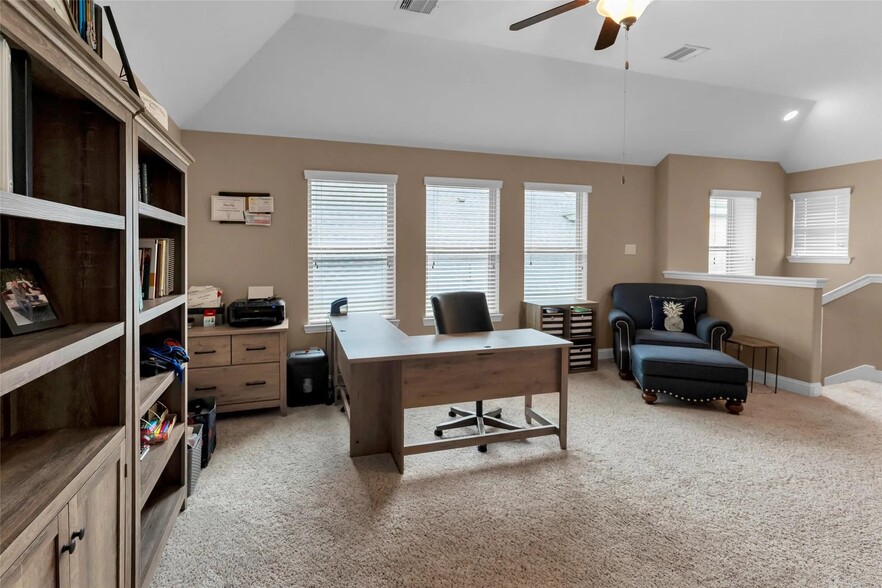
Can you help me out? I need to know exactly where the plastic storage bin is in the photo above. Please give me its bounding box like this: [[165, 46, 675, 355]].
[[187, 424, 203, 496], [286, 348, 330, 406]]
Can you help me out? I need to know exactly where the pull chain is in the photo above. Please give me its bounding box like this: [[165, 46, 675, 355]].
[[622, 28, 630, 185]]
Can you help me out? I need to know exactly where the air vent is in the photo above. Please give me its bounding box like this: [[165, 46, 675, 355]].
[[663, 45, 710, 62], [397, 0, 438, 14]]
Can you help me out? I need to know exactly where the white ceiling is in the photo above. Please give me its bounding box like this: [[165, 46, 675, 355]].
[[105, 0, 882, 171]]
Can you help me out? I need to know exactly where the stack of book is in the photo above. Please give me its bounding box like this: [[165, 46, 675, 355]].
[[64, 1, 104, 57], [139, 238, 175, 299]]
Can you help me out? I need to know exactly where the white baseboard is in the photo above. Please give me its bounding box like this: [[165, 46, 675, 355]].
[[598, 347, 614, 360], [747, 367, 822, 397], [824, 365, 882, 386]]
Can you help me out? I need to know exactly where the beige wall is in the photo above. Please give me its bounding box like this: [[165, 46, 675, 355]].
[[182, 131, 657, 352], [666, 279, 824, 383], [655, 155, 788, 277], [822, 284, 882, 378], [784, 160, 882, 290]]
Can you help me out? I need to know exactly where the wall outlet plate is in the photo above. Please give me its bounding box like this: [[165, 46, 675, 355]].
[[625, 244, 637, 255]]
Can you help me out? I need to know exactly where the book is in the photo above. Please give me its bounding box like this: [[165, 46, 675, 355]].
[[0, 38, 11, 192], [165, 238, 175, 294], [139, 162, 149, 203], [155, 238, 165, 297], [9, 48, 32, 197], [138, 238, 158, 299]]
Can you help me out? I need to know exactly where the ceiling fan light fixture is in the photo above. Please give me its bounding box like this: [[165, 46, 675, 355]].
[[595, 0, 653, 27]]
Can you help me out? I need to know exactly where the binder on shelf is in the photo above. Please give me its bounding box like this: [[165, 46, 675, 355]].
[[10, 47, 32, 197], [139, 238, 158, 299]]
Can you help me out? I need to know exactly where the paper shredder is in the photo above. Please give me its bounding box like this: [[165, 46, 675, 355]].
[[286, 348, 330, 406]]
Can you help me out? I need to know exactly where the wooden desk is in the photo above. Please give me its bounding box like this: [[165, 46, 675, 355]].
[[330, 314, 570, 473]]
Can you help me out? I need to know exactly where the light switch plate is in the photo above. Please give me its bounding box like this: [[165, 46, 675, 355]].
[[625, 244, 637, 255]]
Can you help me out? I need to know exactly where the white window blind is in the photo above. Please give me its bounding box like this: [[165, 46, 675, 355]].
[[524, 183, 590, 300], [425, 177, 501, 317], [708, 190, 760, 276], [305, 171, 397, 326], [789, 188, 851, 263]]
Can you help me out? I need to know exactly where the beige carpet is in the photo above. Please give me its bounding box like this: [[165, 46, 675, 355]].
[[153, 363, 882, 587]]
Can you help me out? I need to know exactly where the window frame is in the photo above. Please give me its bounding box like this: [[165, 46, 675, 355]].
[[304, 170, 398, 333], [707, 189, 760, 276], [423, 176, 503, 327], [523, 182, 591, 302], [787, 187, 853, 265]]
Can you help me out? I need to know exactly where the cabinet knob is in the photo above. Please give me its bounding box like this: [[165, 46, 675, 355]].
[[61, 538, 77, 555], [72, 528, 86, 541]]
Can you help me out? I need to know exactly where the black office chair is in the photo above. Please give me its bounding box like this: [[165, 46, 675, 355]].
[[430, 291, 523, 452]]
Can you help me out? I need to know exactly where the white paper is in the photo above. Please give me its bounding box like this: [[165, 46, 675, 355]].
[[247, 196, 274, 213], [245, 212, 272, 226], [211, 195, 246, 222], [188, 285, 222, 308], [248, 286, 274, 299]]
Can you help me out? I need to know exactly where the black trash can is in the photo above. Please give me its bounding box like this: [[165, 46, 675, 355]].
[[287, 348, 330, 406], [187, 397, 216, 468]]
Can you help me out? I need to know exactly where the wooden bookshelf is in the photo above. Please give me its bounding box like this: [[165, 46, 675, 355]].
[[522, 299, 600, 373], [0, 2, 138, 583], [132, 113, 193, 588]]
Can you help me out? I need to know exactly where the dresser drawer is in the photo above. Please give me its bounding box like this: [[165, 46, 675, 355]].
[[189, 336, 231, 368], [232, 333, 279, 365], [189, 363, 280, 406]]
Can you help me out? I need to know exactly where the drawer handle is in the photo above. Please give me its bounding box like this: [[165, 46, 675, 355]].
[[246, 380, 267, 386], [195, 386, 217, 391], [245, 346, 267, 351], [72, 528, 86, 541], [194, 350, 216, 355], [61, 538, 77, 555]]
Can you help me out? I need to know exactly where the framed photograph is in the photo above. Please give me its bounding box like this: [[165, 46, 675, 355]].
[[0, 261, 65, 336]]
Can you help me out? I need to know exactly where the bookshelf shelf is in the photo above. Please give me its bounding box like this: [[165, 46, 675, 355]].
[[0, 322, 125, 395], [139, 371, 177, 416], [139, 424, 185, 510], [139, 294, 186, 325], [0, 426, 124, 556], [139, 201, 186, 226], [139, 485, 186, 587], [1, 192, 126, 229]]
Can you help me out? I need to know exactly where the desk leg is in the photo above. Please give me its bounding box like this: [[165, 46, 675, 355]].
[[559, 347, 568, 450], [389, 362, 404, 474], [525, 394, 533, 425]]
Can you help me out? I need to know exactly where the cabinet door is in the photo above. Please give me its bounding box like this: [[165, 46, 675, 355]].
[[0, 507, 70, 588], [68, 443, 125, 588]]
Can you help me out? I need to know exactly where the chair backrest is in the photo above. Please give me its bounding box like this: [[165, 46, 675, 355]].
[[430, 291, 494, 335], [611, 283, 709, 329]]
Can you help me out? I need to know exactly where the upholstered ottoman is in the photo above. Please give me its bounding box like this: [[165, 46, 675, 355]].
[[630, 345, 749, 414]]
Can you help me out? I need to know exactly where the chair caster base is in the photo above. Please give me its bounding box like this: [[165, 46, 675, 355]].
[[478, 445, 487, 453]]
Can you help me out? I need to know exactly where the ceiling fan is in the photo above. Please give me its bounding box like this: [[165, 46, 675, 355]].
[[509, 0, 653, 50]]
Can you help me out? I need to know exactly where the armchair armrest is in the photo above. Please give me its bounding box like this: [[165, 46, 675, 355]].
[[609, 308, 636, 343], [696, 314, 732, 350]]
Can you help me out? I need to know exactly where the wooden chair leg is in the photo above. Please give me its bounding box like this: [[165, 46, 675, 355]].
[[725, 400, 744, 415], [642, 391, 657, 405]]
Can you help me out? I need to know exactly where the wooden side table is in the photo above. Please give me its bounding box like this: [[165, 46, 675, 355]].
[[725, 334, 779, 393]]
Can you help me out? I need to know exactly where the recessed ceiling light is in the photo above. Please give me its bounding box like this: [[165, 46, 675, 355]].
[[783, 110, 799, 122]]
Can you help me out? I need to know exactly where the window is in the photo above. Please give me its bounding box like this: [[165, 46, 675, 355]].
[[789, 188, 852, 264], [425, 177, 501, 322], [305, 171, 396, 330], [707, 190, 760, 276], [524, 183, 590, 300]]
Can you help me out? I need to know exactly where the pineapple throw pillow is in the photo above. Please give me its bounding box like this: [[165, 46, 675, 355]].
[[649, 296, 698, 333]]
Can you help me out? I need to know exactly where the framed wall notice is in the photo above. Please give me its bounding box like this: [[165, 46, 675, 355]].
[[211, 195, 245, 222]]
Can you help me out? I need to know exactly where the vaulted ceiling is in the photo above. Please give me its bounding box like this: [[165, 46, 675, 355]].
[[105, 0, 882, 172]]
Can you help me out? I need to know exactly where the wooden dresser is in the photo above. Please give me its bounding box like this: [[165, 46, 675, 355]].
[[522, 299, 600, 373], [188, 321, 289, 415]]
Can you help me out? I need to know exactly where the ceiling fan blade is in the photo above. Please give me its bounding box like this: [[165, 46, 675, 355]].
[[510, 0, 590, 31], [594, 17, 620, 50]]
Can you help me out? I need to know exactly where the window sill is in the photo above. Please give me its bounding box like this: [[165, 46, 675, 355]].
[[663, 271, 827, 289], [304, 317, 400, 334], [422, 313, 503, 327], [787, 256, 853, 265]]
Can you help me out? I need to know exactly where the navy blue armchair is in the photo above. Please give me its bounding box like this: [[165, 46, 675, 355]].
[[609, 283, 733, 379]]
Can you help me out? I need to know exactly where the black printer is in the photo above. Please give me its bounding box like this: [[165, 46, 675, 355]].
[[227, 297, 286, 327]]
